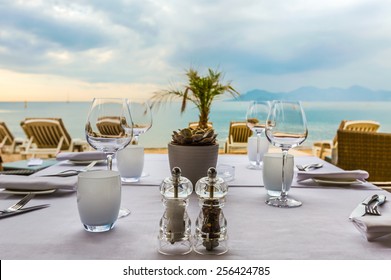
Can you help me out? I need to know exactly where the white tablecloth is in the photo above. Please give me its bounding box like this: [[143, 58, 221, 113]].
[[0, 154, 389, 260]]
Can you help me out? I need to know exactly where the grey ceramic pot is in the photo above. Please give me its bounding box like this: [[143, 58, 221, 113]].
[[168, 143, 219, 186]]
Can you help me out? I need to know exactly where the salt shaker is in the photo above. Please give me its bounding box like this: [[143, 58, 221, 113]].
[[194, 167, 228, 255], [158, 167, 193, 255]]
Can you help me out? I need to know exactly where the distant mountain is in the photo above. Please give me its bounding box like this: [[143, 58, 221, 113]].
[[233, 86, 391, 101]]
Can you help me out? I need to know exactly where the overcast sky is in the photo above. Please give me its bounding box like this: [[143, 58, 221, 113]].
[[1, 0, 391, 101]]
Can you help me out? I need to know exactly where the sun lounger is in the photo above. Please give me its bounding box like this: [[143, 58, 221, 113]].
[[0, 121, 24, 154], [20, 118, 86, 158]]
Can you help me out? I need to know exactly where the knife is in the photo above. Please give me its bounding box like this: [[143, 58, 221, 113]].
[[0, 204, 50, 219], [349, 194, 379, 220]]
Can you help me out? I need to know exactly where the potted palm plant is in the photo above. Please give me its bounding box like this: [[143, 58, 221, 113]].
[[151, 67, 239, 185]]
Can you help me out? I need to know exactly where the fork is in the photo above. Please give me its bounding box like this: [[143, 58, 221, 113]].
[[296, 163, 324, 171], [0, 193, 35, 213], [41, 161, 98, 177], [365, 204, 380, 215], [365, 195, 387, 216]]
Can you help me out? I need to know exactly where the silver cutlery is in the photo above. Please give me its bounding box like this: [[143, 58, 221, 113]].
[[296, 163, 324, 171], [0, 204, 50, 219], [365, 195, 387, 216], [0, 192, 35, 213], [41, 161, 98, 177], [349, 194, 379, 220]]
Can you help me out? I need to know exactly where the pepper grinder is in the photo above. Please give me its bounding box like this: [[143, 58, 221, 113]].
[[158, 167, 193, 255], [194, 167, 228, 255]]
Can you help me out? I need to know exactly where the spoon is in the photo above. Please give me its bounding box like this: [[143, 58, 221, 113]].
[[296, 163, 324, 171]]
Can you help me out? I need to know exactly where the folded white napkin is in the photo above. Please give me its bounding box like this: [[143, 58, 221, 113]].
[[56, 151, 106, 161], [352, 215, 391, 241], [296, 170, 369, 182], [0, 175, 77, 191]]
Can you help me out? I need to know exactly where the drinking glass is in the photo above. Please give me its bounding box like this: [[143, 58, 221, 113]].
[[265, 100, 308, 208], [85, 98, 133, 217], [127, 100, 152, 178], [127, 100, 152, 145], [246, 101, 270, 169]]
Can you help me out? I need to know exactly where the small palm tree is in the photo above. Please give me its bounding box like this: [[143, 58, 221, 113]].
[[151, 68, 240, 129]]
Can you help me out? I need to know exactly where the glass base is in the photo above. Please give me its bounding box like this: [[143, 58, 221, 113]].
[[118, 207, 131, 218], [266, 196, 302, 208], [158, 239, 192, 255], [121, 177, 141, 183], [193, 238, 228, 255], [247, 162, 263, 170], [83, 223, 115, 232]]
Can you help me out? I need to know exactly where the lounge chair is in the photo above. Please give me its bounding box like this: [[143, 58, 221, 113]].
[[0, 122, 24, 154], [95, 116, 125, 137], [20, 118, 86, 158], [224, 121, 253, 153], [312, 120, 380, 164], [337, 129, 391, 191]]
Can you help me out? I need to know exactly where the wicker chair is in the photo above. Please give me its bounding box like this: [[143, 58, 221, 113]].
[[337, 129, 391, 191], [312, 120, 380, 164], [224, 121, 253, 153], [20, 118, 85, 158]]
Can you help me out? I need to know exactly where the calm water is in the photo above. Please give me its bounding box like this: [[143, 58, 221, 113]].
[[1, 101, 390, 148]]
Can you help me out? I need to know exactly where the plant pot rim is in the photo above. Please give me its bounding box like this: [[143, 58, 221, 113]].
[[168, 142, 219, 148]]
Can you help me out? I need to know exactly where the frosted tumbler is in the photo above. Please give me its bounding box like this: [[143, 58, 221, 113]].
[[262, 153, 294, 197], [247, 136, 269, 168], [116, 145, 144, 183], [77, 170, 121, 232]]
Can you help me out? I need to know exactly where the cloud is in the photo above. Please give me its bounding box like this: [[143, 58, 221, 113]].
[[0, 0, 390, 95]]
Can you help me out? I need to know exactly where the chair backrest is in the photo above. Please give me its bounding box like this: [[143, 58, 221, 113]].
[[337, 129, 391, 182], [228, 122, 252, 143], [343, 120, 380, 132], [333, 120, 380, 146], [20, 118, 72, 150], [0, 122, 14, 145], [96, 116, 125, 136]]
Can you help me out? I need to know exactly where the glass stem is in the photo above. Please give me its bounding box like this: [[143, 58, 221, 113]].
[[280, 149, 289, 199], [132, 135, 139, 145], [107, 153, 113, 170], [256, 133, 261, 166]]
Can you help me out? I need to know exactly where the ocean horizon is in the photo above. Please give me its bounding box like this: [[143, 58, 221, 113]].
[[1, 101, 391, 149]]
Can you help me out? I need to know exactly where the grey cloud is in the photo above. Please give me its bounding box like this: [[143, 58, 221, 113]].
[[0, 0, 390, 90]]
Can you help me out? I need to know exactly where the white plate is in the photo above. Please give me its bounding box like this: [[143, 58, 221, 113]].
[[68, 159, 106, 165], [2, 189, 57, 195], [312, 178, 362, 186]]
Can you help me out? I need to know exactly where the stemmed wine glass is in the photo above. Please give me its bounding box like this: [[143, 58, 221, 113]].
[[127, 100, 152, 145], [85, 98, 133, 216], [246, 101, 270, 169], [265, 100, 308, 208]]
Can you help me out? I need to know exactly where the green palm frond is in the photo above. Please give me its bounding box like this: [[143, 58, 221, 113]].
[[150, 67, 240, 129]]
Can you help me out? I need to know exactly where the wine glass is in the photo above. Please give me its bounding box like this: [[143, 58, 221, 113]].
[[246, 101, 270, 169], [127, 100, 152, 145], [85, 98, 133, 217], [265, 100, 308, 208], [127, 100, 152, 178]]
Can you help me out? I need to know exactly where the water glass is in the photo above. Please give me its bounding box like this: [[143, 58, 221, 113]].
[[263, 153, 294, 197], [77, 170, 121, 232], [247, 135, 269, 168], [116, 145, 145, 183]]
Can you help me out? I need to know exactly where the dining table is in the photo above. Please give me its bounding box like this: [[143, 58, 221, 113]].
[[0, 153, 390, 260]]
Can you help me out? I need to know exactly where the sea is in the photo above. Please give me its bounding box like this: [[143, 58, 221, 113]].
[[1, 101, 390, 149]]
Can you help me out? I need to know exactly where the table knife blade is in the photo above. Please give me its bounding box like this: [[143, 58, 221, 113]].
[[0, 204, 50, 219]]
